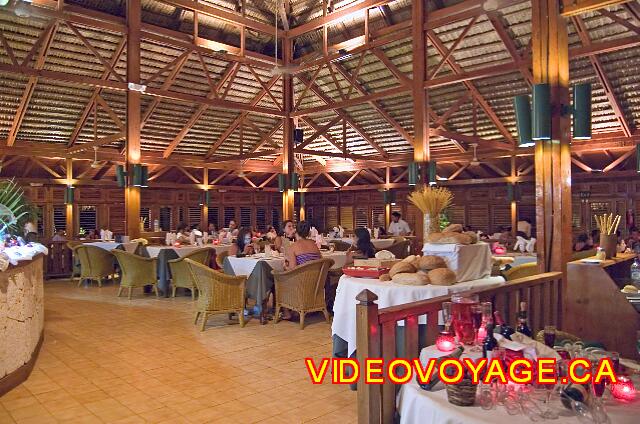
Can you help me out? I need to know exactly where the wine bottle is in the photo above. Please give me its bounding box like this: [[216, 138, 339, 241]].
[[560, 383, 588, 410], [516, 301, 533, 337], [493, 311, 514, 340], [482, 322, 499, 360], [417, 346, 464, 391]]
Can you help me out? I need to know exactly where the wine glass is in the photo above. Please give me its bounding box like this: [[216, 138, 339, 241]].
[[534, 362, 560, 420], [442, 301, 452, 329], [471, 304, 483, 351], [590, 360, 611, 424], [544, 325, 557, 348]]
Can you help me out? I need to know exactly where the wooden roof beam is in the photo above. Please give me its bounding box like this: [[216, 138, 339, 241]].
[[572, 16, 633, 137], [561, 0, 632, 17], [486, 11, 533, 87], [602, 147, 635, 172], [6, 22, 58, 147]]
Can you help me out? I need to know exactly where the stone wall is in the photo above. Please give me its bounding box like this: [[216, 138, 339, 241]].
[[0, 255, 44, 380]]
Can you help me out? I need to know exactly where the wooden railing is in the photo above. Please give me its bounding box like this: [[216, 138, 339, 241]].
[[355, 272, 563, 424]]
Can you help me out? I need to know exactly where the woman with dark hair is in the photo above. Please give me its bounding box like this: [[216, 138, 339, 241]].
[[573, 233, 592, 252], [346, 228, 376, 264], [229, 227, 255, 256], [176, 222, 190, 243], [285, 220, 321, 270], [274, 219, 295, 252]]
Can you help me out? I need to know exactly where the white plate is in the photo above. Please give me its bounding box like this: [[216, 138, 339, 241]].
[[581, 259, 602, 264]]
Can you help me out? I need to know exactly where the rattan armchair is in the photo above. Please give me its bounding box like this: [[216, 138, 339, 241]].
[[111, 250, 159, 299], [272, 258, 334, 329], [216, 250, 229, 269], [67, 240, 83, 283], [72, 245, 116, 287], [168, 248, 213, 299], [384, 239, 411, 259], [328, 240, 351, 252], [185, 259, 247, 331]]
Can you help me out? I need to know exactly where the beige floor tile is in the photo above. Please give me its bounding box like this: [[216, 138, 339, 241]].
[[0, 281, 358, 424]]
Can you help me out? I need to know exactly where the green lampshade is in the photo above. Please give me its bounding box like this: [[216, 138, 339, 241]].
[[507, 183, 521, 202], [383, 190, 396, 205], [141, 165, 148, 187], [532, 83, 551, 141], [636, 145, 640, 173], [278, 174, 286, 192], [428, 161, 437, 185], [132, 164, 143, 187], [200, 191, 210, 206], [64, 186, 74, 204], [514, 95, 534, 147], [299, 192, 305, 205], [573, 83, 591, 140], [115, 164, 126, 188], [408, 162, 419, 186], [290, 172, 299, 192]]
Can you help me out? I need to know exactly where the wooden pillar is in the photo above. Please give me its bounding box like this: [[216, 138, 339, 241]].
[[510, 156, 518, 237], [201, 168, 209, 230], [282, 37, 295, 221], [125, 0, 142, 238], [532, 0, 572, 273], [65, 158, 74, 236], [412, 0, 429, 164]]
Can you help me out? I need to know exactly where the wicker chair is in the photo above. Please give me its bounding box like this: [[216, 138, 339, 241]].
[[216, 250, 229, 269], [384, 239, 411, 259], [72, 245, 116, 287], [67, 240, 83, 283], [111, 250, 159, 299], [328, 240, 352, 252], [272, 258, 335, 329], [185, 259, 247, 331], [502, 262, 539, 281], [168, 248, 213, 299]]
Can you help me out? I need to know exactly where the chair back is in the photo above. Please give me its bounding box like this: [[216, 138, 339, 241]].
[[216, 250, 229, 269], [272, 258, 335, 309], [329, 240, 351, 252], [182, 247, 213, 265], [384, 239, 411, 259], [502, 262, 540, 281], [73, 245, 115, 277], [185, 259, 246, 312]]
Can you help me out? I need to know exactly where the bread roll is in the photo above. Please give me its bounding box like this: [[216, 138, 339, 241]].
[[438, 233, 472, 245], [392, 272, 430, 286], [417, 255, 447, 271], [463, 231, 478, 244], [379, 273, 391, 282], [426, 232, 445, 243], [402, 255, 417, 264], [443, 224, 463, 233], [427, 268, 457, 286], [389, 261, 417, 277]]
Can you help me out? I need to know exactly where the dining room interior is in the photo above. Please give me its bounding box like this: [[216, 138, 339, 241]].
[[1, 0, 640, 423]]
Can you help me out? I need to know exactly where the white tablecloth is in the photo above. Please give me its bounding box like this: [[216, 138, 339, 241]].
[[326, 238, 395, 250], [145, 246, 204, 258], [86, 241, 139, 253], [226, 251, 347, 276], [332, 275, 505, 356], [422, 242, 493, 282], [397, 376, 639, 424]]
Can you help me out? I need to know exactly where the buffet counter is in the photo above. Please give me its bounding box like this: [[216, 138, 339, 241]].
[[0, 254, 45, 396]]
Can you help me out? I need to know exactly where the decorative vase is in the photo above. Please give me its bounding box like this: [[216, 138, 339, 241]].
[[139, 222, 144, 232], [423, 213, 440, 235]]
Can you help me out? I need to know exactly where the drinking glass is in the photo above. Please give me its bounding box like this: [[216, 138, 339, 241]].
[[442, 301, 452, 329], [329, 243, 336, 253], [451, 293, 479, 345], [544, 325, 557, 348], [471, 304, 483, 351], [590, 361, 611, 424], [537, 363, 560, 420]]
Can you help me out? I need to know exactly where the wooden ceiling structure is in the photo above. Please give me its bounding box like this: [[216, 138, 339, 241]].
[[0, 0, 639, 193]]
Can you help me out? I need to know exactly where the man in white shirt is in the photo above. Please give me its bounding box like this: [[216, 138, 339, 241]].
[[388, 212, 412, 236], [516, 218, 532, 238]]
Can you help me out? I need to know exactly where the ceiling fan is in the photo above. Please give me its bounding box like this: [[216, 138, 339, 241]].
[[90, 146, 103, 168], [270, 2, 300, 76]]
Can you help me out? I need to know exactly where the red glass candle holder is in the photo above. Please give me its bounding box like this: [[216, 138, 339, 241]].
[[494, 246, 506, 254], [436, 331, 456, 352], [610, 375, 636, 401]]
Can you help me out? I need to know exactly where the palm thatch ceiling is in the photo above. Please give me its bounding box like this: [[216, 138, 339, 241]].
[[0, 0, 639, 188]]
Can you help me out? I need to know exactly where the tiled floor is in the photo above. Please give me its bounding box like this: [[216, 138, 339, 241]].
[[1, 280, 357, 423]]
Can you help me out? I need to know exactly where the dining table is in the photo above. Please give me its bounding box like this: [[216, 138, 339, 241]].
[[332, 274, 506, 358], [422, 242, 493, 282], [85, 241, 139, 254], [326, 237, 396, 250], [141, 244, 233, 296]]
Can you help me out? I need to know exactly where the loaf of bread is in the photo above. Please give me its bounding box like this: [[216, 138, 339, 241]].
[[438, 233, 472, 245], [389, 261, 417, 277], [392, 272, 430, 286], [428, 268, 457, 286], [417, 255, 447, 271], [463, 231, 478, 244], [443, 224, 463, 233], [426, 232, 446, 243], [379, 273, 391, 282]]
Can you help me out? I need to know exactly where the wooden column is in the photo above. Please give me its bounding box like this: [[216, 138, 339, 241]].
[[125, 0, 142, 238], [282, 37, 295, 221], [65, 158, 74, 236], [532, 0, 573, 273], [510, 156, 518, 237], [412, 0, 429, 163], [201, 168, 209, 230]]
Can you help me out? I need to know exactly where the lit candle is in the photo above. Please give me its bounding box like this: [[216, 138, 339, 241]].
[[436, 331, 456, 352], [610, 376, 636, 401]]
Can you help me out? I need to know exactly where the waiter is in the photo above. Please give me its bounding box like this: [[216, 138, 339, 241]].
[[388, 212, 412, 236]]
